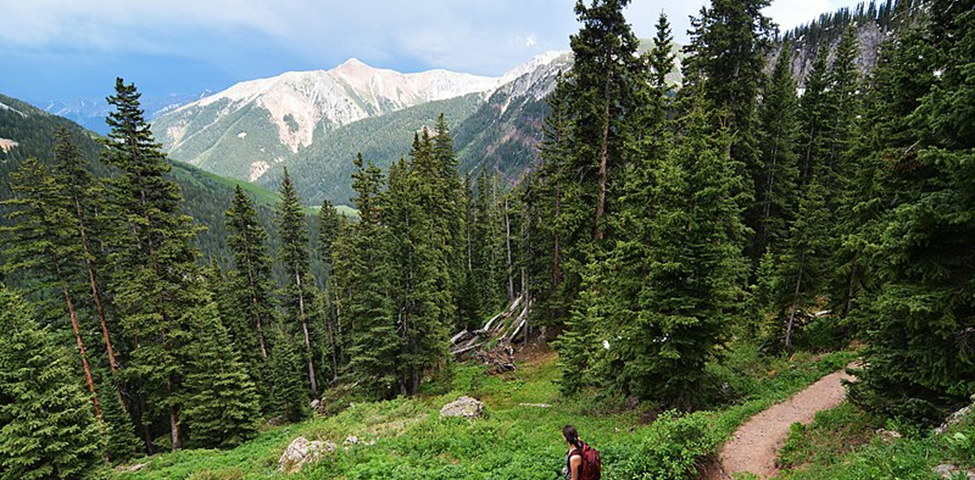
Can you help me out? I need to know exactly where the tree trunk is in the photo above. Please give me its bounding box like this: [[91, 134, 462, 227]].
[[505, 197, 514, 301], [72, 194, 121, 376], [61, 282, 102, 422], [246, 261, 268, 359], [785, 256, 805, 354], [296, 271, 318, 396], [554, 186, 562, 288], [595, 68, 611, 242]]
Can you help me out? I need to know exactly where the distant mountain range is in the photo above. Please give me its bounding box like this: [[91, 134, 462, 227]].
[[31, 91, 214, 135], [149, 52, 574, 207]]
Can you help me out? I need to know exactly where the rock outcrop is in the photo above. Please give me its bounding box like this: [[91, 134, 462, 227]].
[[278, 436, 336, 474], [440, 396, 485, 419]]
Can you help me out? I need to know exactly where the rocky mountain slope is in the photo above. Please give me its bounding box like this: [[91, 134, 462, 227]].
[[152, 59, 504, 183]]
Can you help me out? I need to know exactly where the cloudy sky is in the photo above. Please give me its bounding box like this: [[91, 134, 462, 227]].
[[0, 0, 863, 103]]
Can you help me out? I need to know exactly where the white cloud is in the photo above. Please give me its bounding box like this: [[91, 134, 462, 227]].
[[763, 0, 834, 31], [0, 0, 872, 79]]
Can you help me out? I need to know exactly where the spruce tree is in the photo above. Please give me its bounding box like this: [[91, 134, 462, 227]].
[[630, 96, 747, 407], [102, 77, 201, 451], [341, 155, 398, 399], [796, 48, 832, 187], [385, 140, 452, 394], [566, 0, 642, 243], [526, 77, 573, 326], [274, 168, 318, 396], [682, 0, 775, 260], [1, 158, 103, 422], [52, 129, 121, 377], [851, 4, 975, 423], [0, 288, 105, 480], [182, 302, 261, 449], [225, 185, 274, 361], [754, 44, 801, 254], [266, 325, 310, 422], [316, 199, 343, 382], [773, 178, 830, 353]]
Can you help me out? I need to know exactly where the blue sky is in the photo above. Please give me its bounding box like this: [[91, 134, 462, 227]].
[[0, 0, 864, 103]]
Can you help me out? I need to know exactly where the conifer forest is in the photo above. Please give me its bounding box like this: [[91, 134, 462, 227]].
[[0, 0, 973, 478]]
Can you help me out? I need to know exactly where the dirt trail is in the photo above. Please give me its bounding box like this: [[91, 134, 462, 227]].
[[706, 367, 854, 479]]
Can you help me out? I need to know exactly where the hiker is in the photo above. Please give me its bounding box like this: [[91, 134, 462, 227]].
[[561, 425, 601, 480]]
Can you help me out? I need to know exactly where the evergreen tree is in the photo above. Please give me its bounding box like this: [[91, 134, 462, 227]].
[[525, 77, 573, 326], [275, 168, 318, 396], [385, 136, 453, 394], [1, 158, 103, 422], [316, 199, 342, 267], [52, 129, 121, 378], [316, 199, 343, 382], [566, 0, 642, 242], [102, 78, 200, 451], [683, 0, 775, 259], [266, 325, 310, 422], [97, 375, 142, 462], [0, 288, 105, 479], [648, 12, 676, 94], [628, 97, 747, 407], [773, 178, 830, 353], [225, 185, 274, 361], [796, 48, 832, 187], [182, 302, 261, 449], [341, 155, 399, 399], [851, 3, 975, 423], [754, 44, 801, 254]]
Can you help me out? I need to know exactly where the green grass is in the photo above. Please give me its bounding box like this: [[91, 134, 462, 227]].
[[775, 401, 975, 480], [170, 161, 281, 207], [106, 347, 858, 480]]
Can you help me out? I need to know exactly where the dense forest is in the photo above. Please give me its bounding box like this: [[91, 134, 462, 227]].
[[0, 0, 973, 477]]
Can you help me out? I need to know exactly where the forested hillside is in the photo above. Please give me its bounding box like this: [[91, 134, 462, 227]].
[[0, 92, 282, 267], [1, 0, 973, 478]]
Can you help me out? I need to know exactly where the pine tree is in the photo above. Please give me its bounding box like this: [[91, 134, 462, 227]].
[[102, 77, 201, 451], [629, 95, 747, 407], [385, 138, 452, 394], [341, 155, 399, 399], [773, 178, 830, 353], [754, 44, 801, 254], [275, 168, 318, 397], [683, 0, 775, 259], [525, 77, 573, 326], [566, 0, 643, 242], [851, 3, 975, 423], [97, 375, 142, 462], [225, 185, 274, 361], [266, 325, 310, 422], [182, 302, 261, 449], [316, 199, 343, 383], [0, 288, 105, 480], [317, 199, 342, 267], [796, 48, 832, 188], [52, 129, 121, 377], [1, 158, 103, 423]]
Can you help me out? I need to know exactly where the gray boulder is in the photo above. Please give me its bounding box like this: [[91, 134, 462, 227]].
[[278, 436, 336, 474], [440, 396, 485, 419]]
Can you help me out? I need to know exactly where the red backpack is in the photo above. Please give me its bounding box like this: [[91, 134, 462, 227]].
[[571, 442, 602, 480]]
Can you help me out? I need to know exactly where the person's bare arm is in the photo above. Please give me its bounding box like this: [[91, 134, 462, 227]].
[[569, 454, 582, 480]]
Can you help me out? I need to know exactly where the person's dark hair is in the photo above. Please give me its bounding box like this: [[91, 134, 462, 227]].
[[563, 425, 581, 448]]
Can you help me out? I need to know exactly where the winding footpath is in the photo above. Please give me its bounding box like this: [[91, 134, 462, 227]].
[[706, 367, 854, 480]]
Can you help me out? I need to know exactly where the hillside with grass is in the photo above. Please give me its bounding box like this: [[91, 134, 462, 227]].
[[108, 346, 859, 480]]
